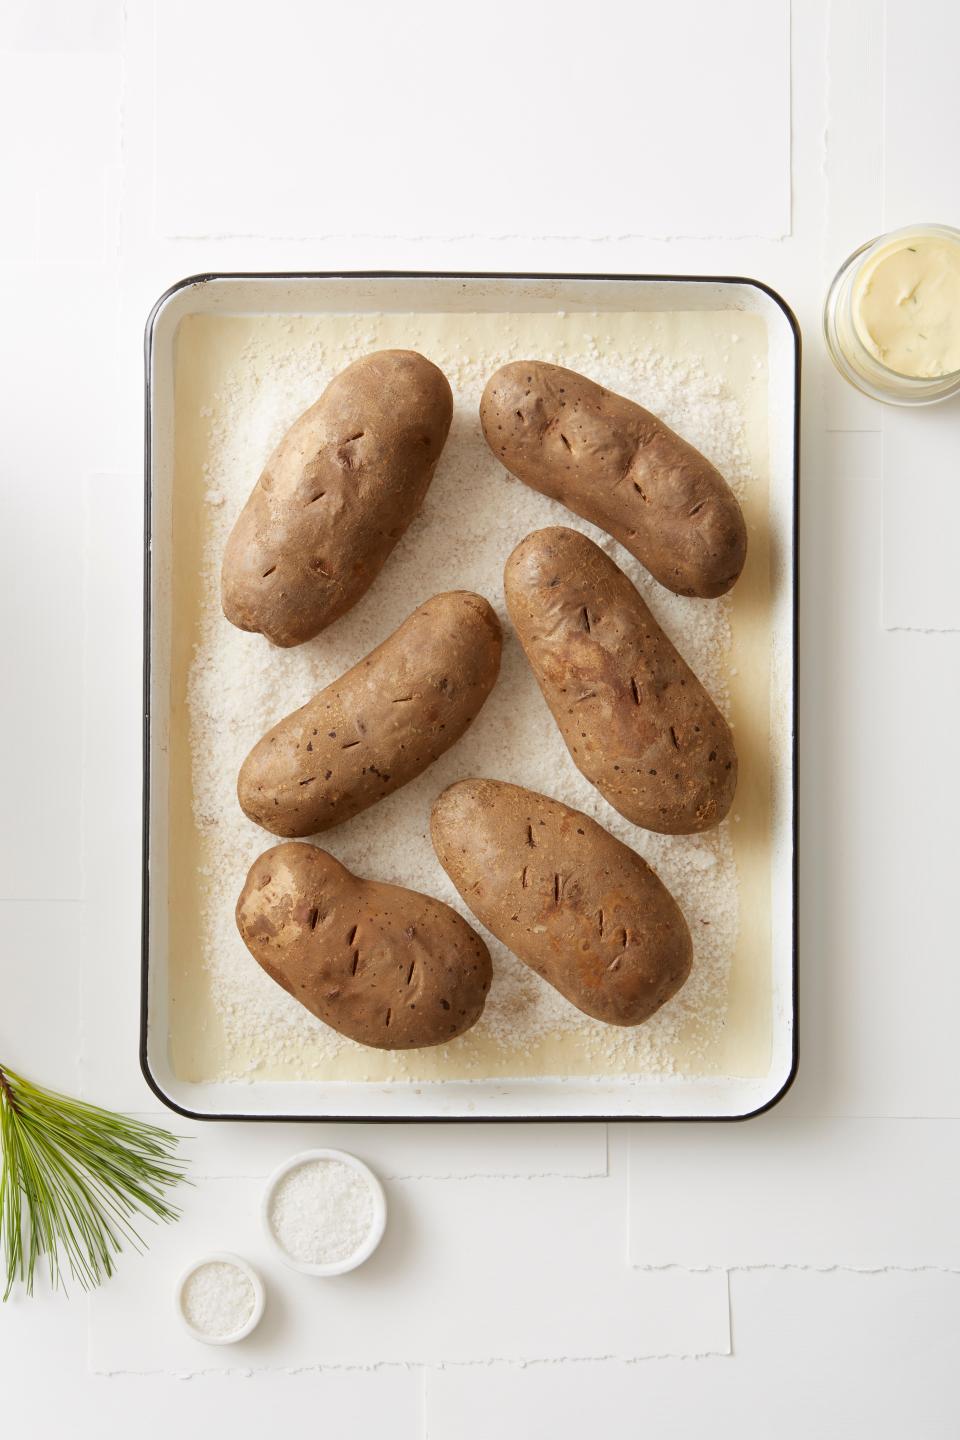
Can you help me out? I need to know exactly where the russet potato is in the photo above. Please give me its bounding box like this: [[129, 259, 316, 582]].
[[222, 350, 453, 646], [238, 591, 502, 837], [431, 778, 692, 1026], [236, 842, 492, 1049], [505, 527, 737, 834], [480, 361, 746, 599]]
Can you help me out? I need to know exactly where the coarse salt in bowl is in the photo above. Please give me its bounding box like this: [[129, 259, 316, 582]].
[[175, 1252, 265, 1345], [262, 1148, 387, 1276]]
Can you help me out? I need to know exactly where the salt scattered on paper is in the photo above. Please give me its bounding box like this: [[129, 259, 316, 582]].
[[268, 1159, 376, 1266], [186, 310, 752, 1080], [181, 1260, 255, 1339]]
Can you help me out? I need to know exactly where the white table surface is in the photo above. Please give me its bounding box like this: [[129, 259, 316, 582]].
[[2, 1, 959, 1434]]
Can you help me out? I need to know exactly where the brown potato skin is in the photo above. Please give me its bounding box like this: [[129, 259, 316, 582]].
[[238, 592, 502, 837], [430, 779, 692, 1026], [505, 528, 737, 834], [236, 843, 492, 1049], [222, 350, 453, 647], [480, 361, 746, 599]]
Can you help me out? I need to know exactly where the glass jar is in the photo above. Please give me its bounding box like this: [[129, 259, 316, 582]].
[[823, 223, 960, 406]]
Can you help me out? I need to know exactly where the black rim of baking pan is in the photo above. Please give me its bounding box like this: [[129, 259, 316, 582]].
[[141, 270, 800, 1124]]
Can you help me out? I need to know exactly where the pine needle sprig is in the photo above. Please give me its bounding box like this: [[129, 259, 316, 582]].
[[0, 1064, 189, 1300]]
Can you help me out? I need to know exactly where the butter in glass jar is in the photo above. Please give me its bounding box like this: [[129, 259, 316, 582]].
[[823, 223, 960, 405]]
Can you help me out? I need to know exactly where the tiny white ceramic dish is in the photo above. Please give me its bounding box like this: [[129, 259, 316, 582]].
[[261, 1147, 387, 1276], [174, 1251, 265, 1345]]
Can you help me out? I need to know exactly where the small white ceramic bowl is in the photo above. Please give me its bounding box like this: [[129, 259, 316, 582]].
[[175, 1251, 265, 1345], [261, 1147, 387, 1276]]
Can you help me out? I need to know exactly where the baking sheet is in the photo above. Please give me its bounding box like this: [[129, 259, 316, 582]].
[[143, 274, 798, 1119]]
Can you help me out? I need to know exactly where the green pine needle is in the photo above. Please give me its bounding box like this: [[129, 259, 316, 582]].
[[0, 1064, 189, 1300]]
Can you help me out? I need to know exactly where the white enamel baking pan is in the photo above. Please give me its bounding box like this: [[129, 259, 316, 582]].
[[142, 272, 798, 1122]]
